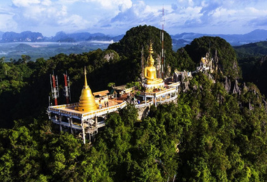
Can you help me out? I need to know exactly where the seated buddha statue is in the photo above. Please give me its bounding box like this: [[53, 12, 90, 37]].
[[144, 43, 163, 85], [201, 57, 206, 65]]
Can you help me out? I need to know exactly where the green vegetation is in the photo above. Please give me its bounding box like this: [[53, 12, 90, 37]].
[[234, 41, 267, 97], [175, 48, 196, 71], [0, 42, 109, 61], [0, 25, 267, 181], [108, 25, 192, 75], [185, 36, 241, 79], [234, 41, 267, 58], [1, 73, 267, 181], [0, 49, 128, 128]]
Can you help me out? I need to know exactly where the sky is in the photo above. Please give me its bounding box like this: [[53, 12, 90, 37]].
[[0, 0, 267, 36]]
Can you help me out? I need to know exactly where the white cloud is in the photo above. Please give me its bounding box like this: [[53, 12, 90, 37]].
[[0, 0, 267, 36], [12, 0, 41, 7], [57, 0, 132, 11], [58, 14, 89, 29], [41, 0, 52, 6], [92, 0, 132, 11], [8, 0, 92, 35], [0, 14, 17, 31]]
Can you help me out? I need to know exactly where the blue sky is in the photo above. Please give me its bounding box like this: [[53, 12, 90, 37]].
[[0, 0, 267, 36]]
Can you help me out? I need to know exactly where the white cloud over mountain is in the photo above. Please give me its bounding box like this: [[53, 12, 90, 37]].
[[0, 0, 266, 36]]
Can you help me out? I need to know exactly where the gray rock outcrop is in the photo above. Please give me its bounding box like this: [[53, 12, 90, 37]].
[[104, 52, 114, 62], [224, 77, 231, 93], [249, 102, 254, 110], [232, 80, 241, 95], [263, 99, 267, 111], [243, 83, 248, 92], [182, 81, 190, 92], [137, 106, 150, 120]]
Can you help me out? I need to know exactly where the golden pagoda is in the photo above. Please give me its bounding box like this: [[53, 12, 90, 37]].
[[76, 67, 98, 112], [144, 42, 163, 85]]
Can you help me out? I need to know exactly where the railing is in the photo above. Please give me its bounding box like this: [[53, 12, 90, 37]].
[[48, 101, 127, 119], [156, 95, 178, 104], [51, 117, 107, 130], [135, 100, 154, 108], [97, 121, 105, 128], [168, 82, 180, 88], [145, 92, 156, 97], [49, 102, 79, 109], [82, 101, 127, 118], [85, 127, 98, 134], [155, 88, 176, 97], [144, 87, 176, 97], [49, 108, 83, 118], [51, 118, 82, 130]]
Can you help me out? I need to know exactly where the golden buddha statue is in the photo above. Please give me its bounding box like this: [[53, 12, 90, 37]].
[[76, 67, 98, 112], [144, 42, 163, 85], [201, 57, 206, 64]]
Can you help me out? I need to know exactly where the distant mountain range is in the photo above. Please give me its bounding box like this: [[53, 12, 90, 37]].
[[1, 29, 267, 50], [1, 31, 44, 42], [0, 31, 124, 43], [171, 29, 267, 47], [0, 31, 4, 39]]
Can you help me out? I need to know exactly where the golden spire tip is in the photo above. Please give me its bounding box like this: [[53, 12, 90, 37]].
[[84, 66, 87, 75], [84, 66, 88, 87]]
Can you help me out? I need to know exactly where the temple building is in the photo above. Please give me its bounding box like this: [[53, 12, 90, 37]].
[[47, 67, 127, 144], [47, 42, 181, 143], [196, 53, 215, 73], [137, 42, 179, 108]]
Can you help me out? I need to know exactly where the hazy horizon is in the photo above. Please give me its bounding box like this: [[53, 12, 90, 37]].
[[1, 28, 267, 38]]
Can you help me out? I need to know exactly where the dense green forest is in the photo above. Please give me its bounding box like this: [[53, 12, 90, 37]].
[[234, 41, 267, 58], [184, 36, 241, 80], [1, 25, 267, 181], [1, 73, 267, 181], [234, 41, 267, 97]]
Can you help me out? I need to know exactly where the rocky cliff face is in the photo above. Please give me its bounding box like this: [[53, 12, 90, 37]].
[[224, 77, 231, 93], [263, 99, 267, 111], [137, 106, 150, 120], [232, 80, 241, 95], [104, 53, 115, 62], [184, 36, 241, 80]]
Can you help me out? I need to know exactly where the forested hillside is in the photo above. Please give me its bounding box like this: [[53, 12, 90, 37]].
[[0, 25, 205, 128], [1, 73, 267, 181], [108, 25, 192, 74], [234, 41, 267, 97], [0, 25, 267, 181], [0, 49, 130, 128], [184, 36, 241, 80], [234, 41, 267, 58]]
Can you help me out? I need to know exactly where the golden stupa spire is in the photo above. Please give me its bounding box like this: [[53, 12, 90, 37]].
[[148, 41, 155, 66], [76, 66, 98, 112], [149, 41, 153, 54], [84, 66, 88, 88]]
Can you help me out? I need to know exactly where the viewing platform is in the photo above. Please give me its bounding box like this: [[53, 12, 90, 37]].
[[48, 98, 126, 120], [47, 98, 127, 144]]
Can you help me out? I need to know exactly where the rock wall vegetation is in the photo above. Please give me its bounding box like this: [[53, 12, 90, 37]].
[[0, 25, 267, 181], [235, 42, 267, 97]]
